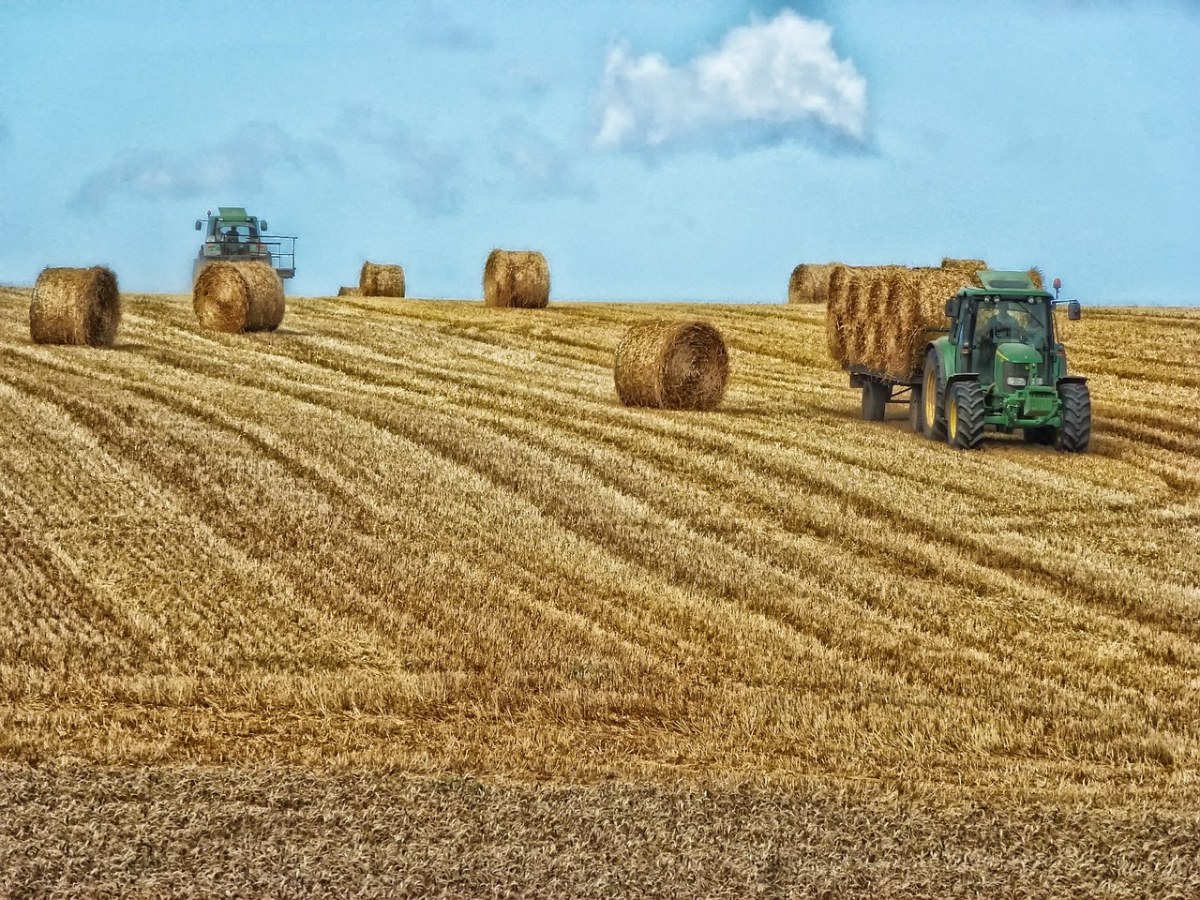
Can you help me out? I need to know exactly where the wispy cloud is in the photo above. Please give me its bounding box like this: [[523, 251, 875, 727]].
[[596, 9, 868, 154], [337, 105, 466, 216], [71, 123, 339, 211], [494, 117, 593, 200], [411, 1, 493, 51]]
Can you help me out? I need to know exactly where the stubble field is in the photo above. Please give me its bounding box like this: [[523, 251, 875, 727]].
[[1, 287, 1197, 896]]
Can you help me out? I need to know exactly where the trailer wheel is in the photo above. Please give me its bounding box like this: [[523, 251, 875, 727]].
[[946, 381, 985, 449], [921, 351, 946, 441], [861, 380, 888, 421], [1057, 381, 1092, 453], [908, 384, 923, 433]]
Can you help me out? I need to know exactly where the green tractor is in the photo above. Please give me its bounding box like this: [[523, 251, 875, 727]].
[[918, 270, 1090, 451], [193, 207, 296, 284]]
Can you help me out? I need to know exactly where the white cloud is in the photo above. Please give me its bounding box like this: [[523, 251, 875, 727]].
[[72, 123, 338, 211], [596, 10, 868, 153]]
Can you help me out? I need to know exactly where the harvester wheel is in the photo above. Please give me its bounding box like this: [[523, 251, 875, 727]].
[[908, 384, 923, 433], [862, 381, 888, 421], [1057, 381, 1092, 453], [921, 351, 946, 441], [946, 381, 985, 450], [1023, 426, 1056, 445]]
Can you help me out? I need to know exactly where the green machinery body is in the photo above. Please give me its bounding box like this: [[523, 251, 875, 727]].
[[193, 207, 297, 283], [851, 270, 1091, 451]]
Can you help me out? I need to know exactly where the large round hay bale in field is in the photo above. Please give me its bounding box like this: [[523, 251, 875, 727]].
[[338, 285, 361, 297], [483, 250, 550, 308], [788, 263, 838, 304], [29, 266, 121, 346], [614, 320, 729, 411], [359, 262, 405, 298], [193, 261, 284, 333]]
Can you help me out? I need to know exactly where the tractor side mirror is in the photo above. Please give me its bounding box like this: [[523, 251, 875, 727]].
[[195, 220, 202, 231], [944, 297, 960, 319], [259, 220, 268, 232], [1067, 300, 1082, 321]]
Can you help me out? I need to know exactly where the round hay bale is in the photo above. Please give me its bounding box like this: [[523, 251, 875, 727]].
[[824, 264, 851, 364], [359, 262, 405, 298], [337, 285, 361, 297], [483, 249, 550, 309], [843, 275, 871, 366], [193, 260, 284, 333], [614, 320, 729, 411], [788, 263, 838, 305], [941, 257, 988, 287], [29, 266, 121, 346]]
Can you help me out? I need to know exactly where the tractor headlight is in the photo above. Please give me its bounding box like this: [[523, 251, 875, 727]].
[[1006, 376, 1026, 387]]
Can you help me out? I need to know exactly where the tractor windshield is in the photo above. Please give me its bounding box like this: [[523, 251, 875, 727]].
[[972, 298, 1052, 350], [217, 223, 258, 242]]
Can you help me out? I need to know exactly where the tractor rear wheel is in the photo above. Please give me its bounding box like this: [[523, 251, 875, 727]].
[[862, 380, 888, 421], [1057, 381, 1092, 452], [946, 381, 985, 449], [908, 384, 923, 433], [1023, 425, 1056, 445], [921, 351, 946, 441]]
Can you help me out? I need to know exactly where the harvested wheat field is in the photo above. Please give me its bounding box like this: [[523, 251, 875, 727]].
[[0, 286, 1198, 896]]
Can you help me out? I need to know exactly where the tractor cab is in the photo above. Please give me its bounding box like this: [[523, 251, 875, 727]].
[[925, 269, 1089, 451], [192, 206, 296, 284], [944, 271, 1061, 396]]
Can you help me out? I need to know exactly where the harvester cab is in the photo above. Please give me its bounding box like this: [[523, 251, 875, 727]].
[[193, 207, 296, 284], [922, 270, 1091, 451]]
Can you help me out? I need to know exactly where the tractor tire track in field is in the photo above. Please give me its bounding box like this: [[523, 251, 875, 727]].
[[1, 292, 1198, 794]]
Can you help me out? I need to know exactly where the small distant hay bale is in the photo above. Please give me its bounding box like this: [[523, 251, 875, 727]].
[[483, 250, 550, 309], [788, 263, 839, 304], [29, 266, 121, 346], [193, 260, 284, 333], [614, 320, 729, 411], [359, 262, 405, 298], [337, 285, 361, 297]]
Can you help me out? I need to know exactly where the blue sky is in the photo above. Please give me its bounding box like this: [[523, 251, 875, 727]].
[[1, 1, 1197, 303]]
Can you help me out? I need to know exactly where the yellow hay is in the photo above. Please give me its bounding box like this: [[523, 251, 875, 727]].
[[193, 261, 285, 334], [483, 250, 550, 309], [788, 263, 839, 304], [359, 262, 406, 298], [29, 266, 121, 346], [614, 320, 729, 411]]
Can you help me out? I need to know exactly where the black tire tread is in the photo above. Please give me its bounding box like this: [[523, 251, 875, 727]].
[[947, 381, 986, 450], [1057, 382, 1092, 453]]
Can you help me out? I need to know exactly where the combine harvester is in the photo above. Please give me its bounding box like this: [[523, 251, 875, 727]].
[[846, 270, 1091, 451], [193, 207, 297, 285]]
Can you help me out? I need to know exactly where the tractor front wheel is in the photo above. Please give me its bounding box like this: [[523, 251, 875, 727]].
[[946, 381, 985, 450], [862, 380, 888, 421], [922, 351, 946, 441], [1057, 381, 1092, 452]]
